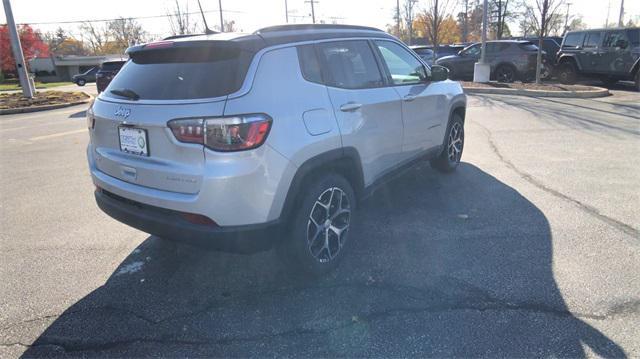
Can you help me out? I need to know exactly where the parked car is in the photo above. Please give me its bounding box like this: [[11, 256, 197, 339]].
[[435, 40, 545, 82], [72, 67, 98, 86], [518, 37, 563, 64], [96, 60, 126, 93], [410, 46, 435, 65], [556, 27, 640, 90], [87, 24, 466, 276]]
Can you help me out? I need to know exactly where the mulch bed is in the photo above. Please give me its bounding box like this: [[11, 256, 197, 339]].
[[460, 81, 597, 92], [0, 91, 89, 110]]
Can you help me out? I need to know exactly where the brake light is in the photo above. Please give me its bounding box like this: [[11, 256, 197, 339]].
[[144, 41, 174, 49], [168, 114, 272, 152]]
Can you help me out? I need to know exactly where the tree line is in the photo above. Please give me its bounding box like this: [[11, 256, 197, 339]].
[[387, 0, 601, 48]]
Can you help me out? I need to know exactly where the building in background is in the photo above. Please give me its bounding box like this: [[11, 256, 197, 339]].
[[29, 54, 126, 82]]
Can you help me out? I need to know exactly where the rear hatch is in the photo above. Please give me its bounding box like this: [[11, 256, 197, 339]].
[[90, 40, 256, 194]]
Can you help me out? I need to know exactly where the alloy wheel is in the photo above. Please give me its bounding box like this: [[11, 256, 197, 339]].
[[447, 122, 464, 163], [306, 187, 351, 263]]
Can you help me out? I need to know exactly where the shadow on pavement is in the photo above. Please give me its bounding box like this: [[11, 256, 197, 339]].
[[23, 163, 625, 357]]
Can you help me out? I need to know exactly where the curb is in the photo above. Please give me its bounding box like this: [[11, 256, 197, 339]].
[[0, 95, 92, 115], [462, 86, 610, 98]]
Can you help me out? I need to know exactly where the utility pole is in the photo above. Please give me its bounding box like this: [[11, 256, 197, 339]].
[[563, 2, 572, 35], [285, 0, 289, 23], [618, 0, 624, 27], [605, 0, 611, 28], [2, 0, 34, 98], [218, 0, 224, 31], [310, 0, 316, 24]]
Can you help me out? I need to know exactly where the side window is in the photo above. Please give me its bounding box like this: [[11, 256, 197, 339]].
[[583, 32, 601, 48], [464, 44, 481, 56], [627, 29, 639, 47], [602, 31, 627, 48], [315, 40, 384, 89], [375, 40, 427, 85], [563, 33, 584, 48], [297, 45, 323, 84]]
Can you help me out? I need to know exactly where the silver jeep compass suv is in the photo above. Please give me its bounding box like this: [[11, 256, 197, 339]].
[[87, 24, 467, 275]]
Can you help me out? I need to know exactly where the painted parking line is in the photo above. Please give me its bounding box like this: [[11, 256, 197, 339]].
[[30, 129, 87, 141]]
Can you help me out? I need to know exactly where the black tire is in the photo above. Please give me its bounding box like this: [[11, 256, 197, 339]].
[[495, 64, 517, 83], [77, 79, 86, 86], [277, 173, 356, 277], [557, 62, 577, 84], [430, 114, 464, 173]]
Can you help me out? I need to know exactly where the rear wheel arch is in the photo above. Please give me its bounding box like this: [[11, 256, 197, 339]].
[[280, 148, 364, 225]]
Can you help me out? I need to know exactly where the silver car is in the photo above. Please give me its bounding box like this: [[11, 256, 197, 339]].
[[87, 24, 467, 275]]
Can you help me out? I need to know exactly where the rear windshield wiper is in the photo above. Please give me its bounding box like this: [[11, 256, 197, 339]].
[[110, 88, 140, 101]]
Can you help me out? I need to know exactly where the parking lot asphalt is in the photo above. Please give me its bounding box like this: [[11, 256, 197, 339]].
[[0, 90, 638, 357]]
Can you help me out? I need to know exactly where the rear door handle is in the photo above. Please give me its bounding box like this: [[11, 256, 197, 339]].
[[403, 94, 417, 102], [340, 102, 362, 112]]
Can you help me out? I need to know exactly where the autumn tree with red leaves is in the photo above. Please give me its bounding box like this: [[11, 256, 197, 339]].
[[0, 24, 50, 74]]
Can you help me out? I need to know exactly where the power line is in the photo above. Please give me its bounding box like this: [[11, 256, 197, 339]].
[[8, 9, 245, 26]]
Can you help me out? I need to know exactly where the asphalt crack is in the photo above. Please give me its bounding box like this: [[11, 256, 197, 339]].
[[473, 120, 639, 239]]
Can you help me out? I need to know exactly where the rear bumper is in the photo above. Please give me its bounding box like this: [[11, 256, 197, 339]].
[[95, 188, 283, 253]]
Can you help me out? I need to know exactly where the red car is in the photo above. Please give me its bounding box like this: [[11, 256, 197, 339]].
[[96, 60, 126, 93]]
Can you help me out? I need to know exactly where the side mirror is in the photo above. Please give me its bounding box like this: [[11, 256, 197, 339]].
[[430, 65, 449, 82], [458, 50, 465, 56]]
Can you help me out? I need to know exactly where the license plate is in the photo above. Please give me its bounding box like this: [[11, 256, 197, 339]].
[[118, 127, 149, 156]]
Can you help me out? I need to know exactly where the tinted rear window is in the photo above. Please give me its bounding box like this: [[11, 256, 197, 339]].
[[297, 45, 323, 84], [104, 45, 253, 100], [518, 42, 539, 51], [100, 62, 125, 71], [563, 33, 583, 48]]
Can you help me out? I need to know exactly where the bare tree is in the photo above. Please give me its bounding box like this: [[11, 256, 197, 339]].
[[402, 0, 420, 45], [525, 0, 564, 83], [108, 17, 148, 49], [167, 0, 199, 36], [417, 0, 455, 56], [491, 0, 512, 39], [79, 22, 109, 55]]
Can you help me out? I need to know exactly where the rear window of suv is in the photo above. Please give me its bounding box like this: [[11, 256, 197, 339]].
[[100, 61, 125, 71], [104, 44, 254, 100]]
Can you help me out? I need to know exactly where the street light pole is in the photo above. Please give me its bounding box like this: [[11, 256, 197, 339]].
[[473, 0, 490, 82], [396, 0, 400, 38], [480, 0, 488, 64], [2, 0, 34, 98], [218, 0, 224, 32], [285, 0, 289, 23]]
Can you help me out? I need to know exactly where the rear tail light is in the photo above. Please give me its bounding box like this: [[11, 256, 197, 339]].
[[168, 114, 272, 152]]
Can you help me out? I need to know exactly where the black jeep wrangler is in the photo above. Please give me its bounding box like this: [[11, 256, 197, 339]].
[[556, 27, 640, 91]]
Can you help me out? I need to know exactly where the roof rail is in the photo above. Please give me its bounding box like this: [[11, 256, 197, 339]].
[[254, 24, 383, 34]]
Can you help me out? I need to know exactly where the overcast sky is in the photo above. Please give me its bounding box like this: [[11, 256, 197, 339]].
[[2, 0, 639, 41]]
